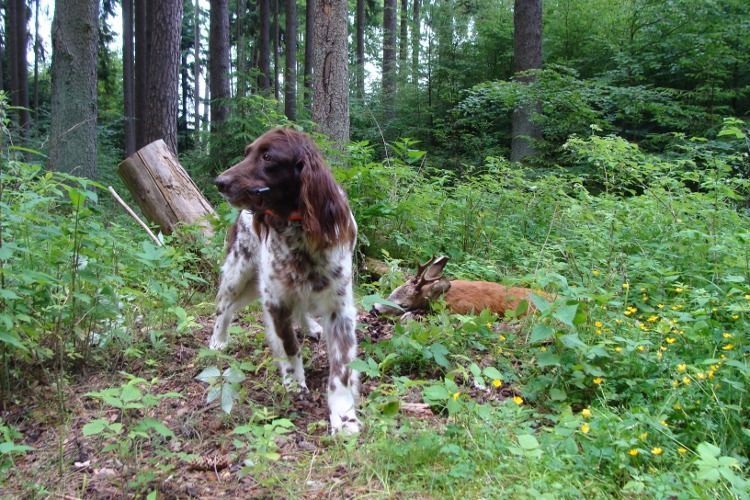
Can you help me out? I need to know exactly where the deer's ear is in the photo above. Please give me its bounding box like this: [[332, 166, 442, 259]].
[[425, 278, 451, 300], [423, 256, 449, 281]]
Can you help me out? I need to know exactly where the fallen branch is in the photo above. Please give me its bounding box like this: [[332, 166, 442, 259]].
[[108, 185, 163, 247]]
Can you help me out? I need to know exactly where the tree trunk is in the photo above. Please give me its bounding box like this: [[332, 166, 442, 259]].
[[303, 0, 313, 110], [355, 0, 364, 96], [284, 0, 297, 119], [0, 19, 4, 93], [193, 1, 201, 134], [382, 0, 397, 120], [49, 0, 99, 178], [134, 0, 150, 148], [6, 0, 29, 130], [399, 0, 407, 75], [118, 139, 216, 237], [312, 0, 348, 146], [273, 0, 279, 100], [15, 0, 29, 130], [33, 0, 39, 120], [411, 0, 419, 85], [209, 0, 230, 130], [123, 0, 136, 156], [236, 0, 247, 98], [510, 0, 542, 163], [258, 0, 270, 92], [142, 0, 183, 155]]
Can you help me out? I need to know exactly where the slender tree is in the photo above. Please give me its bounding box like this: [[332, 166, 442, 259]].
[[355, 0, 364, 96], [134, 0, 150, 147], [0, 19, 4, 93], [411, 0, 419, 85], [49, 0, 99, 177], [6, 0, 29, 129], [32, 0, 39, 118], [236, 0, 248, 98], [193, 1, 201, 133], [399, 0, 407, 73], [122, 0, 136, 155], [273, 0, 279, 99], [312, 0, 348, 145], [510, 0, 542, 163], [284, 0, 296, 119], [382, 0, 397, 119], [303, 0, 313, 109], [209, 0, 230, 130], [142, 0, 184, 154], [258, 0, 270, 92]]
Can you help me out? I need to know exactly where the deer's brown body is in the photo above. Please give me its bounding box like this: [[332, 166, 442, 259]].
[[373, 256, 546, 317]]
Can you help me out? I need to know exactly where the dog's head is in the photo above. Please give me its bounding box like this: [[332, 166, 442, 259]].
[[215, 128, 355, 249]]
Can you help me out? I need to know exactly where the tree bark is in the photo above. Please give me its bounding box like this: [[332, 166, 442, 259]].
[[236, 0, 247, 98], [193, 1, 201, 133], [273, 0, 279, 100], [399, 0, 407, 74], [134, 0, 150, 148], [15, 0, 29, 130], [33, 0, 40, 120], [312, 0, 349, 147], [118, 139, 216, 237], [303, 0, 314, 110], [510, 0, 542, 163], [142, 0, 183, 155], [355, 0, 364, 96], [209, 0, 230, 130], [258, 0, 271, 92], [123, 0, 136, 156], [284, 0, 297, 119], [411, 0, 420, 85], [382, 0, 397, 120], [6, 0, 29, 130], [49, 0, 99, 178]]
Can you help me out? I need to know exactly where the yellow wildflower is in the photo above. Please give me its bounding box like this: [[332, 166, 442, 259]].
[[723, 332, 732, 339], [486, 322, 493, 329], [677, 363, 687, 373], [708, 370, 715, 379], [732, 314, 739, 320], [651, 447, 663, 456], [492, 379, 503, 388], [675, 287, 683, 293], [512, 396, 523, 405], [580, 423, 590, 434], [595, 321, 603, 328], [696, 372, 706, 380], [647, 315, 659, 323], [682, 376, 691, 385], [614, 346, 622, 353], [637, 345, 646, 352], [722, 344, 734, 351], [615, 319, 623, 325], [639, 432, 649, 440], [673, 403, 682, 410], [592, 269, 601, 277], [671, 380, 680, 388], [593, 377, 604, 385], [745, 294, 750, 300], [452, 392, 460, 401], [640, 287, 647, 292], [660, 346, 667, 351], [660, 420, 668, 427], [666, 337, 676, 344], [657, 304, 665, 309], [678, 447, 688, 454], [622, 282, 630, 290], [628, 449, 639, 456], [581, 408, 592, 418]]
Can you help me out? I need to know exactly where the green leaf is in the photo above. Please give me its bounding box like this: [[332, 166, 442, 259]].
[[530, 324, 554, 343], [550, 388, 567, 401], [423, 385, 450, 402], [428, 343, 451, 368], [537, 351, 560, 367], [0, 331, 28, 352], [560, 333, 587, 350], [120, 384, 142, 403], [697, 442, 721, 459], [530, 293, 552, 314], [380, 400, 400, 417], [221, 383, 236, 414], [206, 385, 221, 404], [0, 442, 32, 454], [196, 366, 221, 384], [482, 366, 502, 380], [223, 367, 246, 384], [133, 418, 175, 439], [517, 434, 540, 450], [553, 304, 578, 328], [82, 419, 109, 436]]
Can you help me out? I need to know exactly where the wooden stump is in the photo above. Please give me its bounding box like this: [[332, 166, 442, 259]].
[[117, 140, 216, 237]]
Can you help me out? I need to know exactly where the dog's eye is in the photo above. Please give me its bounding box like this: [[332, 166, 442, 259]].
[[262, 152, 272, 161]]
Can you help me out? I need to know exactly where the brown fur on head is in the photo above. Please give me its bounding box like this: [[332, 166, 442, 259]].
[[214, 128, 355, 250], [373, 256, 452, 314]]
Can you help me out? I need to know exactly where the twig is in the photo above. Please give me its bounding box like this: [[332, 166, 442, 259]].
[[107, 186, 162, 247]]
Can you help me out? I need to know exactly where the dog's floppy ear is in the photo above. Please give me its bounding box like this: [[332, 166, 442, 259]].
[[298, 141, 355, 249]]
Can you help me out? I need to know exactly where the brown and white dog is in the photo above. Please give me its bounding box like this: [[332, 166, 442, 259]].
[[210, 128, 360, 434]]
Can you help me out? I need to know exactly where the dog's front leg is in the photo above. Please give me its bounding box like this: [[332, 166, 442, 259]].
[[264, 302, 307, 391]]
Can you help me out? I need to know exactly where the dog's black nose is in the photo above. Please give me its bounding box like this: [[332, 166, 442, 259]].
[[214, 175, 230, 193]]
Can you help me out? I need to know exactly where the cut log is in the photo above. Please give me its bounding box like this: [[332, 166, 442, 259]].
[[117, 139, 216, 237]]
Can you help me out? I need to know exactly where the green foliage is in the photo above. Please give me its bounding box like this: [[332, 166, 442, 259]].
[[0, 419, 32, 478]]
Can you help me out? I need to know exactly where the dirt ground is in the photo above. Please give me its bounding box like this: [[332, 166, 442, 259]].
[[0, 312, 517, 498]]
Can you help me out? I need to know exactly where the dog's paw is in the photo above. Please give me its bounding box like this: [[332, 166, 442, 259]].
[[208, 336, 228, 350], [330, 412, 361, 435]]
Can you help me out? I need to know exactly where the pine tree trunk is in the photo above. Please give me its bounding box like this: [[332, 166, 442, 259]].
[[355, 0, 364, 96], [258, 0, 271, 92], [273, 0, 279, 100], [6, 0, 30, 130], [209, 0, 230, 130], [33, 0, 40, 120], [0, 21, 4, 93], [49, 0, 99, 178], [236, 0, 247, 98], [303, 0, 314, 110], [193, 2, 201, 134], [510, 0, 542, 163], [284, 0, 297, 120], [123, 0, 136, 156], [399, 0, 407, 74], [382, 0, 397, 120], [134, 0, 150, 148], [312, 0, 349, 146], [143, 0, 184, 155], [411, 0, 420, 85], [15, 0, 29, 130], [6, 0, 18, 109]]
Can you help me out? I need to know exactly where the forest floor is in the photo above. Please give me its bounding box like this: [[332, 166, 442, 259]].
[[1, 310, 517, 499]]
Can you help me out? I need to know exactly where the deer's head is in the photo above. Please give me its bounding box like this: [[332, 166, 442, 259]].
[[373, 256, 452, 315]]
